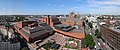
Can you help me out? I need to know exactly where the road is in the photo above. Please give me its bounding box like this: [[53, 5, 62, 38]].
[[91, 29, 107, 50], [84, 21, 107, 50], [84, 25, 102, 50]]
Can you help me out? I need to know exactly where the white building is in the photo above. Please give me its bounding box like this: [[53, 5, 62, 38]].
[[0, 42, 20, 50], [0, 34, 20, 50], [86, 16, 97, 22], [0, 26, 20, 50], [86, 15, 98, 30], [0, 26, 15, 39], [0, 26, 7, 36]]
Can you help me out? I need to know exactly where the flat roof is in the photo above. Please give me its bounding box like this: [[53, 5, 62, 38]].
[[30, 30, 48, 38], [29, 26, 44, 33], [23, 26, 44, 33], [53, 27, 85, 39], [14, 25, 20, 28], [54, 24, 70, 28], [71, 29, 83, 33], [20, 27, 48, 39], [110, 28, 120, 33]]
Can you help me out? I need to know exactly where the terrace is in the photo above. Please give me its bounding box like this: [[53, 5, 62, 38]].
[[63, 38, 80, 49], [32, 33, 67, 50]]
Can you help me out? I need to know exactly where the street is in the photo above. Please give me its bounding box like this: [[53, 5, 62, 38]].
[[84, 21, 107, 50], [84, 25, 102, 50]]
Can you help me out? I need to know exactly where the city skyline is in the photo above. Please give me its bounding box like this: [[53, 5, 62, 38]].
[[0, 0, 120, 15]]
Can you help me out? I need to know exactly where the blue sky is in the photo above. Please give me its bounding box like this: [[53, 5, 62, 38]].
[[0, 0, 120, 15]]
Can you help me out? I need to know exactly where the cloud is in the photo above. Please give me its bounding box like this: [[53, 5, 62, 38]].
[[87, 0, 120, 6], [54, 5, 57, 6], [85, 0, 120, 14], [48, 4, 51, 5], [61, 4, 64, 6], [74, 0, 81, 2]]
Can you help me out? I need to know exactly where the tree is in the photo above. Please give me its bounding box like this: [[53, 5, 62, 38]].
[[83, 34, 95, 49], [86, 20, 88, 23], [88, 22, 93, 29], [5, 22, 12, 28], [5, 20, 13, 39], [22, 47, 29, 50], [83, 22, 85, 27], [17, 17, 25, 21], [89, 42, 96, 49], [96, 31, 102, 38], [43, 41, 51, 50], [95, 29, 99, 36]]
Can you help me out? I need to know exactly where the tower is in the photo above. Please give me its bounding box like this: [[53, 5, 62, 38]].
[[76, 12, 80, 18], [69, 12, 75, 20]]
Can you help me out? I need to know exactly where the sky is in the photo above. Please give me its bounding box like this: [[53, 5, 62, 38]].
[[0, 0, 120, 15]]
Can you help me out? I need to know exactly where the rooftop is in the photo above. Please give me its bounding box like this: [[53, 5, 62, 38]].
[[53, 27, 85, 39], [101, 20, 120, 33], [24, 26, 44, 33], [39, 23, 54, 32], [20, 26, 48, 38], [55, 24, 70, 28], [14, 21, 55, 42], [54, 24, 75, 32], [110, 28, 120, 33]]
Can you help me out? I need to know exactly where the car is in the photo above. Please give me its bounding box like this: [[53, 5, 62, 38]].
[[103, 43, 105, 45], [98, 42, 101, 46], [90, 33, 92, 35], [97, 49, 102, 50], [94, 45, 97, 48]]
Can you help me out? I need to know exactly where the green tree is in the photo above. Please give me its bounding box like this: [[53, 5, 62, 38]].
[[43, 41, 51, 50], [17, 17, 25, 21], [5, 22, 12, 28], [86, 20, 88, 23], [5, 22, 12, 39], [83, 22, 85, 27], [22, 47, 29, 50], [83, 34, 95, 49], [89, 42, 96, 49], [95, 29, 99, 36], [88, 22, 93, 29], [96, 31, 102, 38]]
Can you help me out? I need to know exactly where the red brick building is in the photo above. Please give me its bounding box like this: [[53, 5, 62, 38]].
[[14, 21, 54, 43], [41, 15, 85, 39], [100, 24, 120, 50]]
